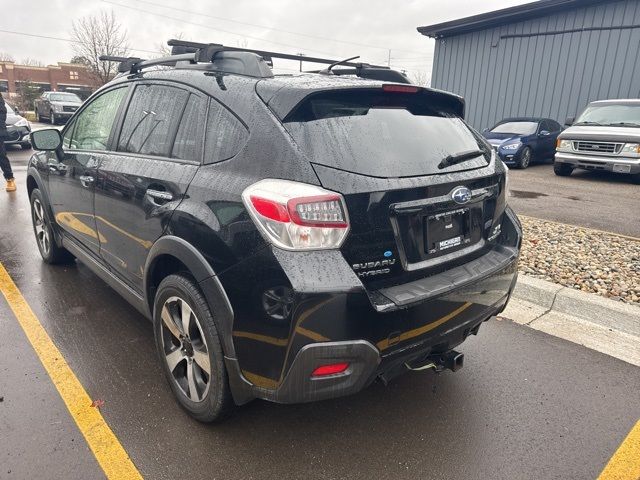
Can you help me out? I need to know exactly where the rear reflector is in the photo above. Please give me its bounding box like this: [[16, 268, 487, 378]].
[[311, 363, 350, 377], [382, 84, 420, 93]]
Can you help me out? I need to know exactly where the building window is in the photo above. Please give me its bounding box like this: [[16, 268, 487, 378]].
[[69, 71, 79, 80], [0, 65, 3, 73]]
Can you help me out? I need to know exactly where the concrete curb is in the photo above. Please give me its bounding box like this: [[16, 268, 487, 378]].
[[501, 274, 640, 366], [512, 275, 640, 336]]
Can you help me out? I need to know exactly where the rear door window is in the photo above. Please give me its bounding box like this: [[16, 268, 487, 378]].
[[283, 89, 489, 178], [118, 84, 189, 158]]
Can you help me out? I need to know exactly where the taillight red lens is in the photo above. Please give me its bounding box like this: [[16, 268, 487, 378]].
[[311, 362, 350, 377], [382, 84, 420, 93], [250, 196, 290, 223]]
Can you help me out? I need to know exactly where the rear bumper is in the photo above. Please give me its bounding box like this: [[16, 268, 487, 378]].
[[555, 151, 640, 174], [223, 208, 521, 404], [254, 291, 512, 404]]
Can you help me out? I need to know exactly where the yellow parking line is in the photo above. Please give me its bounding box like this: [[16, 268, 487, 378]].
[[0, 263, 143, 480], [598, 420, 640, 480]]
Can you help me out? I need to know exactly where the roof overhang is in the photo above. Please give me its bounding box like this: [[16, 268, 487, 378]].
[[418, 0, 609, 38]]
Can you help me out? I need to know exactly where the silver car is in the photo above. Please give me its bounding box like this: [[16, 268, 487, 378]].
[[555, 99, 640, 178]]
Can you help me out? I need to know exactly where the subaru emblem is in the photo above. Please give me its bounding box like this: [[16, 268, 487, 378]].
[[383, 250, 392, 258], [451, 186, 472, 204]]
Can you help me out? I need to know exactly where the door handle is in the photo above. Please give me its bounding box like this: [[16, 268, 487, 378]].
[[146, 189, 173, 203], [79, 175, 95, 187]]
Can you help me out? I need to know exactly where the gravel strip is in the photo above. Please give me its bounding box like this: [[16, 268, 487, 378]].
[[518, 216, 640, 305]]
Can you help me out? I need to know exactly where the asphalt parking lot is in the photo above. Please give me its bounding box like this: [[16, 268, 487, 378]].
[[1, 144, 639, 479]]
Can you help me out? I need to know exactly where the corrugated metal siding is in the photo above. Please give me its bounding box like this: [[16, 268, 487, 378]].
[[431, 0, 640, 129]]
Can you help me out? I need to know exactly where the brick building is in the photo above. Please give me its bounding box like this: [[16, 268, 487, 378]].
[[0, 61, 96, 101]]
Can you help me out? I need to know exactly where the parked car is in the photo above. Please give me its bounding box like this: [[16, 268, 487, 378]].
[[34, 91, 83, 124], [27, 42, 521, 422], [555, 99, 640, 179], [3, 103, 31, 149], [483, 117, 562, 169]]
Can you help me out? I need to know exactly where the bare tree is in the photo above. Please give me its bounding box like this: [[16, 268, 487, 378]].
[[411, 69, 431, 87], [158, 32, 186, 57], [70, 10, 130, 86], [0, 52, 14, 62], [21, 58, 45, 67]]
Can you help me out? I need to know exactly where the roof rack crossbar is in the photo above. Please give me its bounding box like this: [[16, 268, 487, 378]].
[[167, 39, 387, 69], [99, 53, 197, 74]]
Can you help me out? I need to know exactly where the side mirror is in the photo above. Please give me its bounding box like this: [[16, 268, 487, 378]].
[[564, 116, 575, 127], [31, 129, 63, 151], [539, 130, 550, 137]]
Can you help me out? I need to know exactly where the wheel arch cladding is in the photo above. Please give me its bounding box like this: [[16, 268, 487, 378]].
[[144, 235, 236, 359]]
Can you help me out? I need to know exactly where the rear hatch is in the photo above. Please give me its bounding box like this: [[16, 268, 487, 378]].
[[278, 85, 506, 289]]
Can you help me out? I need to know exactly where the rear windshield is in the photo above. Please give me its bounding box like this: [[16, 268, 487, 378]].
[[283, 90, 490, 178]]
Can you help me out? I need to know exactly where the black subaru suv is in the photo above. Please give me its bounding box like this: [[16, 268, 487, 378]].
[[28, 41, 521, 422]]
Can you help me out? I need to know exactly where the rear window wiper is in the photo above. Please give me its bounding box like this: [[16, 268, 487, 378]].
[[438, 149, 486, 170]]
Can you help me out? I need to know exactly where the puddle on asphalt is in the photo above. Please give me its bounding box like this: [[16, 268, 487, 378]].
[[509, 190, 549, 199]]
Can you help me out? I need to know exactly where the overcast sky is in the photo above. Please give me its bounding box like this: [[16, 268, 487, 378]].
[[2, 0, 534, 83]]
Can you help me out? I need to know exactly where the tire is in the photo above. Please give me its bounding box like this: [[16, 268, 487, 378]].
[[36, 109, 42, 123], [50, 111, 56, 125], [154, 274, 234, 422], [30, 189, 74, 264], [516, 146, 532, 169], [21, 142, 32, 150], [554, 162, 573, 177]]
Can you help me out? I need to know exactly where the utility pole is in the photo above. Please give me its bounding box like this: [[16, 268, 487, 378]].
[[297, 53, 306, 72], [387, 49, 391, 67]]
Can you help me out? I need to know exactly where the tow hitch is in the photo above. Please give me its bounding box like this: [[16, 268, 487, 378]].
[[405, 350, 464, 373]]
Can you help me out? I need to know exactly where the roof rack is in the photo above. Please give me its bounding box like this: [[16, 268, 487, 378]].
[[99, 40, 411, 83]]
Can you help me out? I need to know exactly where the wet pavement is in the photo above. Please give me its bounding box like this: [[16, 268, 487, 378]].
[[506, 160, 640, 238], [1, 148, 639, 479]]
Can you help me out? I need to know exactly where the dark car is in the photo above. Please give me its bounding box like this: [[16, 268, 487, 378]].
[[3, 103, 32, 149], [27, 41, 521, 422], [34, 91, 83, 124], [483, 117, 562, 169]]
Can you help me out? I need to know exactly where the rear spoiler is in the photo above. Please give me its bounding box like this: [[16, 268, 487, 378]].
[[257, 82, 466, 120]]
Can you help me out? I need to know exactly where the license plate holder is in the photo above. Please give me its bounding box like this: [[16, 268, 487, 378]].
[[425, 207, 471, 255], [613, 164, 631, 174]]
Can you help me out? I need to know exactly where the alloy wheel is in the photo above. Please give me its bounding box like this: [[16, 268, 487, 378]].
[[160, 296, 211, 402], [32, 199, 51, 257]]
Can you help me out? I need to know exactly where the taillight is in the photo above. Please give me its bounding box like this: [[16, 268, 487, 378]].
[[242, 179, 350, 250]]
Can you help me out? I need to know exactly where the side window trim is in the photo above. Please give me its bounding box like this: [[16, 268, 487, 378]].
[[63, 85, 131, 154]]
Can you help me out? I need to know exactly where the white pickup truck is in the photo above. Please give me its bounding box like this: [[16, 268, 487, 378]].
[[555, 99, 640, 180]]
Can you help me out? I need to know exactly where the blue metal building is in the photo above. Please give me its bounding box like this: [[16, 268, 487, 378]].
[[418, 0, 640, 129]]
